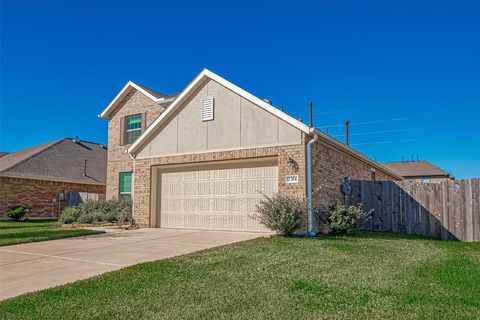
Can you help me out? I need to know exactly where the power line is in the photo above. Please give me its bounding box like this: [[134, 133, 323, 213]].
[[350, 133, 480, 147], [317, 113, 461, 129], [331, 125, 450, 137]]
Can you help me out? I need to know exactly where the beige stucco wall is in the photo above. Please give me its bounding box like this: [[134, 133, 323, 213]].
[[137, 79, 302, 158]]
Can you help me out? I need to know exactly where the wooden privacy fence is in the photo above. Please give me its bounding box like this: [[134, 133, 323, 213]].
[[342, 178, 480, 241], [66, 191, 105, 207]]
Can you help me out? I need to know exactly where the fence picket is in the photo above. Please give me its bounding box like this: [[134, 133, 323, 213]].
[[344, 178, 480, 242]]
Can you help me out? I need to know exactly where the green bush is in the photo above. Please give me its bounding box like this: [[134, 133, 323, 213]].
[[254, 193, 306, 236], [8, 205, 29, 220], [321, 204, 372, 235], [59, 207, 80, 224]]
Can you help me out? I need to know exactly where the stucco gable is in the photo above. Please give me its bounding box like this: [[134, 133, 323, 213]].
[[129, 69, 310, 156], [136, 78, 303, 158]]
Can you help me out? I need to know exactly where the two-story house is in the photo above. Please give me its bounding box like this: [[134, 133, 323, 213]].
[[100, 69, 401, 234]]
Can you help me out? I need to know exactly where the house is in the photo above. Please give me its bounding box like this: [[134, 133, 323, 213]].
[[100, 69, 402, 234], [382, 160, 454, 183], [0, 138, 107, 217]]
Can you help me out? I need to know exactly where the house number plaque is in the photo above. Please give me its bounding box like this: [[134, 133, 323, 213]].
[[285, 175, 299, 184]]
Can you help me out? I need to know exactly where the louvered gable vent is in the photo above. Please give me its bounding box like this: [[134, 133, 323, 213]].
[[201, 96, 214, 121]]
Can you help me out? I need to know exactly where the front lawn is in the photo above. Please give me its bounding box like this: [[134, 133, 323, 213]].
[[0, 220, 103, 246], [1, 232, 479, 319]]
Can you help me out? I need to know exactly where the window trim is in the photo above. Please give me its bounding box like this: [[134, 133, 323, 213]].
[[124, 114, 142, 145], [119, 171, 133, 198]]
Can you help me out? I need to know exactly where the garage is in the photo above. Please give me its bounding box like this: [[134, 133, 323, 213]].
[[153, 159, 278, 232]]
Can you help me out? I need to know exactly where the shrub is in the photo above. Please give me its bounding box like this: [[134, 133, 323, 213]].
[[320, 204, 372, 235], [254, 193, 306, 236], [59, 207, 80, 224], [8, 205, 29, 220], [57, 199, 132, 225], [76, 199, 131, 223]]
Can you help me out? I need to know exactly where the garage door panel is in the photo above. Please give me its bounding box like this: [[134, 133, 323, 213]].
[[159, 164, 277, 231]]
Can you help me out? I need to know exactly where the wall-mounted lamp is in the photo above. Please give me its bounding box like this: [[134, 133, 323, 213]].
[[287, 157, 299, 172]]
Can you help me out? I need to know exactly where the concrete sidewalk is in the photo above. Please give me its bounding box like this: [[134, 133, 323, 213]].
[[0, 227, 265, 300]]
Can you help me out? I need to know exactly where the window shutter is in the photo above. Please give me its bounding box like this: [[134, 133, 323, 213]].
[[120, 116, 126, 145], [201, 96, 214, 121], [141, 113, 147, 133]]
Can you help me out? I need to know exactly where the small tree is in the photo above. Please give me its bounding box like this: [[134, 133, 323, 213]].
[[254, 193, 306, 236], [319, 203, 372, 235]]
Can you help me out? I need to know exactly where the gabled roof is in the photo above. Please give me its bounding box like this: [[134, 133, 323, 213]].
[[382, 160, 453, 179], [128, 68, 311, 154], [0, 139, 107, 185], [100, 81, 172, 118], [312, 129, 403, 180], [122, 68, 402, 180]]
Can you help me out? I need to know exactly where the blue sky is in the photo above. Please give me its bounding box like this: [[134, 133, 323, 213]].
[[1, 1, 479, 178]]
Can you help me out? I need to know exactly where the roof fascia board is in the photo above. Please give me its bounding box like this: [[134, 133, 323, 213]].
[[312, 129, 404, 180], [128, 69, 310, 154], [100, 81, 165, 118]]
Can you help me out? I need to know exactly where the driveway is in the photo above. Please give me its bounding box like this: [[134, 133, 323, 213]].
[[0, 227, 265, 300]]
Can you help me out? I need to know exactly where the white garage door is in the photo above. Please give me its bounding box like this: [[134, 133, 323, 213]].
[[159, 162, 278, 232]]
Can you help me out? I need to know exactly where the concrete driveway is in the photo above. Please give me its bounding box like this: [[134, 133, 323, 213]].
[[0, 227, 265, 300]]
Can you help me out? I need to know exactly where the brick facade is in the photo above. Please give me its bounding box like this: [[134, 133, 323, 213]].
[[311, 140, 398, 210], [0, 177, 105, 218], [106, 90, 166, 199], [103, 84, 399, 231], [132, 144, 307, 226]]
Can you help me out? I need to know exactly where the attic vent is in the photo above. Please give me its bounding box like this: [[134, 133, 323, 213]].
[[201, 96, 214, 121]]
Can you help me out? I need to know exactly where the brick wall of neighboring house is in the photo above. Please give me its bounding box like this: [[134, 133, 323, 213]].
[[311, 140, 399, 210], [106, 90, 165, 199], [132, 144, 307, 226], [0, 177, 105, 218]]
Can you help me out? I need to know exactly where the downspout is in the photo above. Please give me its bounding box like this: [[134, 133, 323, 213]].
[[306, 130, 319, 236], [128, 153, 137, 227]]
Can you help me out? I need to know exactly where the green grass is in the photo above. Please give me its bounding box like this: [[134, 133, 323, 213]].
[[1, 231, 479, 320], [0, 220, 103, 246]]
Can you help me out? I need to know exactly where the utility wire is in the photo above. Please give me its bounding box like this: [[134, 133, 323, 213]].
[[317, 113, 461, 129], [331, 125, 450, 137], [350, 133, 480, 146]]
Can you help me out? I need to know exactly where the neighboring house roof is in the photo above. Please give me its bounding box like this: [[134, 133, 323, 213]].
[[0, 138, 107, 185], [0, 152, 9, 158], [382, 160, 453, 179], [100, 81, 176, 118]]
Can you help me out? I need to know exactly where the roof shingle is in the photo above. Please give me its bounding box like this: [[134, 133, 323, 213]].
[[0, 139, 107, 185], [382, 160, 452, 178]]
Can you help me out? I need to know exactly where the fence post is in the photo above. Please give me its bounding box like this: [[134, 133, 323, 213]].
[[340, 177, 352, 206]]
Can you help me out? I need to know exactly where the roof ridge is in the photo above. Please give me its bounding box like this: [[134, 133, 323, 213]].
[[0, 138, 66, 173], [131, 81, 167, 98], [67, 137, 107, 147]]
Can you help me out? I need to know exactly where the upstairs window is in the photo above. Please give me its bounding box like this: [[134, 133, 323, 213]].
[[422, 177, 430, 183], [201, 96, 214, 121], [119, 172, 132, 200], [125, 114, 142, 145]]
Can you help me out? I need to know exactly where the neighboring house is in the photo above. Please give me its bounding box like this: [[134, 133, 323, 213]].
[[100, 69, 402, 233], [382, 160, 454, 183], [0, 138, 107, 217]]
